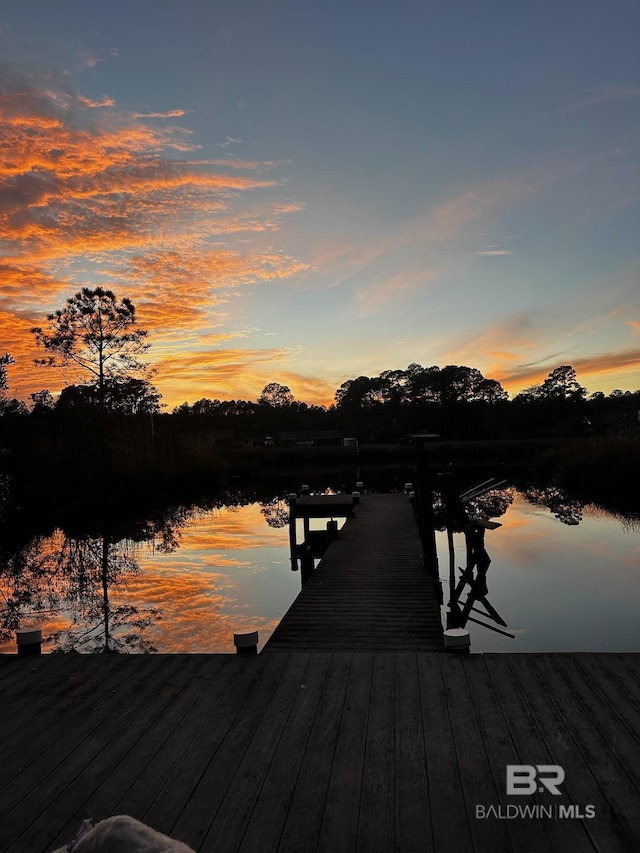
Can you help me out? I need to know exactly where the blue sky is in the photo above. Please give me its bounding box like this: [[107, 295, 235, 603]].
[[1, 0, 639, 405]]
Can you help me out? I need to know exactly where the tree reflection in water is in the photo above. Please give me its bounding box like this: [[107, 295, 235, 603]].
[[260, 497, 289, 529], [0, 505, 193, 653], [521, 485, 585, 526]]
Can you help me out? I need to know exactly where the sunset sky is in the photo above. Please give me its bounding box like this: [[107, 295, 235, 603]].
[[1, 0, 639, 408]]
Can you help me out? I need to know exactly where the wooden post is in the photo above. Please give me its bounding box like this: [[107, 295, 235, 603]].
[[288, 494, 298, 571], [233, 630, 258, 654], [301, 546, 314, 586], [16, 628, 42, 655]]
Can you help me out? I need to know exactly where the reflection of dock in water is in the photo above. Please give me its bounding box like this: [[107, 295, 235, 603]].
[[264, 493, 443, 652]]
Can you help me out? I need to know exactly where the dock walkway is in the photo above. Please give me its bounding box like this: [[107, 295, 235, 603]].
[[265, 493, 443, 652], [1, 651, 639, 852]]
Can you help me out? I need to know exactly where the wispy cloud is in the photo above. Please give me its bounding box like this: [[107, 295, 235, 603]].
[[503, 348, 640, 392], [563, 84, 640, 113], [133, 108, 189, 119], [474, 249, 513, 256], [307, 171, 535, 301], [354, 267, 439, 317]]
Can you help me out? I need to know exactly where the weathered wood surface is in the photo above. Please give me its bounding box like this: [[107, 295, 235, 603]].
[[291, 495, 356, 518], [1, 652, 639, 853], [267, 493, 443, 651]]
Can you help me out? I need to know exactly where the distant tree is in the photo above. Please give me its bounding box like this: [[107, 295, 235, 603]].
[[54, 378, 161, 415], [474, 378, 509, 403], [32, 287, 150, 410], [334, 376, 384, 408], [0, 352, 13, 394], [512, 385, 542, 404], [56, 384, 96, 410], [29, 390, 55, 412], [447, 366, 487, 403], [258, 382, 294, 407], [538, 366, 586, 401], [103, 377, 162, 414]]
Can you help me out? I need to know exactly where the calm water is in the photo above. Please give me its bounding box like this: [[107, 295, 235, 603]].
[[1, 488, 638, 653], [438, 493, 640, 652]]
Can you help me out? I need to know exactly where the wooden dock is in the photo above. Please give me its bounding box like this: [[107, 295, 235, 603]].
[[266, 493, 443, 652], [1, 651, 639, 852]]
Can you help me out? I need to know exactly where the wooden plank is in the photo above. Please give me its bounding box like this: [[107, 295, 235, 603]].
[[10, 654, 206, 853], [594, 653, 640, 711], [573, 654, 640, 733], [2, 654, 177, 852], [417, 653, 473, 852], [0, 655, 24, 680], [47, 655, 226, 851], [236, 653, 332, 853], [568, 653, 640, 736], [292, 496, 355, 518], [394, 653, 431, 853], [166, 653, 292, 849], [0, 652, 73, 689], [199, 654, 313, 853], [316, 653, 373, 853], [615, 652, 640, 693], [505, 654, 627, 852], [483, 654, 592, 852], [356, 652, 396, 853], [461, 654, 554, 853], [0, 654, 155, 803], [106, 655, 246, 821], [529, 653, 640, 849], [276, 653, 352, 853], [141, 654, 280, 837], [438, 653, 512, 853], [0, 653, 110, 751]]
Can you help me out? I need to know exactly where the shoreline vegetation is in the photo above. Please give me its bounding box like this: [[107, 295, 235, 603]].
[[1, 437, 638, 536], [1, 289, 638, 531]]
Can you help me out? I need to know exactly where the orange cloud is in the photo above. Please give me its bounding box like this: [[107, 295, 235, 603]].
[[503, 348, 640, 392], [0, 66, 307, 404]]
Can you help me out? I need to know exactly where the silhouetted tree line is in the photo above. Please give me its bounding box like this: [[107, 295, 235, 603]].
[[331, 363, 639, 441], [1, 359, 639, 455], [1, 288, 639, 511]]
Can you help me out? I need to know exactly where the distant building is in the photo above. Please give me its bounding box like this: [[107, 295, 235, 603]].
[[399, 432, 440, 447], [275, 430, 343, 447]]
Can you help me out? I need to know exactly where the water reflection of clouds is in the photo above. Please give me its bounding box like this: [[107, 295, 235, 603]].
[[0, 501, 297, 654], [124, 503, 296, 652], [114, 570, 252, 653]]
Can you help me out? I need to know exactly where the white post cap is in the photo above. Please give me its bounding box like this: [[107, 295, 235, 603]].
[[233, 630, 259, 648]]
